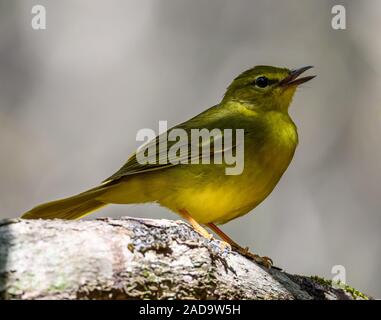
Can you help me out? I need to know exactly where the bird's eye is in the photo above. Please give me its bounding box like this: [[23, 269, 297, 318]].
[[255, 76, 269, 88]]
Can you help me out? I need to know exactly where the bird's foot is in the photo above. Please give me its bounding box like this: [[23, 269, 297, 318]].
[[232, 245, 273, 268], [195, 231, 231, 252], [214, 239, 232, 251]]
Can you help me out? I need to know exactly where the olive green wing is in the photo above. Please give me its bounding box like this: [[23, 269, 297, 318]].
[[103, 127, 230, 182], [102, 106, 239, 183]]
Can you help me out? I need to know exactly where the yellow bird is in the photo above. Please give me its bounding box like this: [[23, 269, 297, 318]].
[[22, 65, 315, 267]]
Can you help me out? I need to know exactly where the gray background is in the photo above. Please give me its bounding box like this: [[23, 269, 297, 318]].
[[1, 0, 380, 297]]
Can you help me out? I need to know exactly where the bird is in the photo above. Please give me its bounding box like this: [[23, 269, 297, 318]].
[[22, 65, 315, 267]]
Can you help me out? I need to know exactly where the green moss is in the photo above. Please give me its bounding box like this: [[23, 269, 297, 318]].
[[310, 275, 332, 287], [141, 269, 157, 282], [48, 275, 70, 292], [342, 284, 369, 300], [310, 276, 369, 300], [141, 270, 150, 278]]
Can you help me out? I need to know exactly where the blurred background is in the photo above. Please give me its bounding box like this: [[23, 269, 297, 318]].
[[0, 0, 380, 297]]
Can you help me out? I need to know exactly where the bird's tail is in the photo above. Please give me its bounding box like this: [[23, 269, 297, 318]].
[[21, 185, 110, 220]]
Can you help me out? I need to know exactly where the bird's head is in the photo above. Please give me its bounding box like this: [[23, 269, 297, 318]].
[[222, 65, 315, 112]]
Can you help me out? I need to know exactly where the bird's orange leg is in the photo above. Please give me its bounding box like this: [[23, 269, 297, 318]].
[[178, 209, 232, 251], [207, 223, 273, 268], [207, 223, 243, 249], [178, 209, 213, 240]]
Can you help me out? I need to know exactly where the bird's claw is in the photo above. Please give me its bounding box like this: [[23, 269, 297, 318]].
[[205, 237, 232, 252], [232, 245, 273, 268], [253, 255, 273, 269], [217, 239, 232, 251]]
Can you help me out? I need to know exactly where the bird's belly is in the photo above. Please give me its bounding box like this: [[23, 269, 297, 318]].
[[158, 157, 292, 224], [162, 182, 263, 224]]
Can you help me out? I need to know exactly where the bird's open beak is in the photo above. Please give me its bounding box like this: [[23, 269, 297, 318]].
[[279, 66, 316, 87]]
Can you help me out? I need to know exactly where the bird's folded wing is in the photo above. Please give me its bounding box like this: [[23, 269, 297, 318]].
[[102, 124, 237, 183]]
